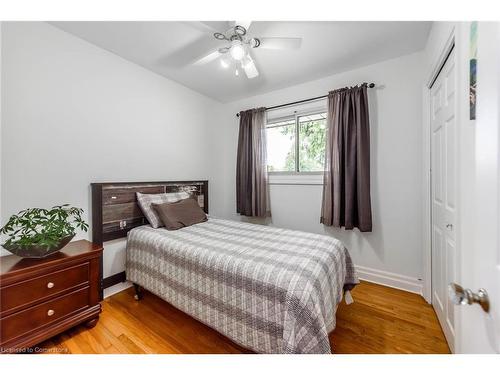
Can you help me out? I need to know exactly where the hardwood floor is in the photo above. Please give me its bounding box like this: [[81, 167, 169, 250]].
[[38, 281, 450, 354]]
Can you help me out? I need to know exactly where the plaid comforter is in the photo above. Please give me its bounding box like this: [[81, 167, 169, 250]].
[[126, 218, 358, 354]]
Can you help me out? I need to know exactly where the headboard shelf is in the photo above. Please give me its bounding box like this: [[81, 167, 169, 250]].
[[91, 180, 208, 245]]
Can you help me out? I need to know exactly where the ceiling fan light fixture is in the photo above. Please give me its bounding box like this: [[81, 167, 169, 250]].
[[193, 22, 301, 80], [234, 25, 247, 36], [230, 40, 245, 60], [213, 32, 227, 40], [220, 55, 230, 68], [249, 38, 260, 48], [241, 54, 252, 68]]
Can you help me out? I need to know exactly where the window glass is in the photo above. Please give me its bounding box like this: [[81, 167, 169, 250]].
[[298, 113, 327, 172], [266, 118, 296, 172]]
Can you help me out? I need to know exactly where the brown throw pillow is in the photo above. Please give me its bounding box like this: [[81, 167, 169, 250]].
[[152, 198, 207, 230]]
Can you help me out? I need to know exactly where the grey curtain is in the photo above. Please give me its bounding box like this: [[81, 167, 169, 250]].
[[236, 107, 269, 217], [321, 85, 372, 232]]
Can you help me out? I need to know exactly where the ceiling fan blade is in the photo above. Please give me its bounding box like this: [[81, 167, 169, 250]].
[[258, 37, 302, 50], [192, 50, 221, 66], [243, 58, 259, 79], [165, 33, 223, 68], [187, 21, 234, 34]]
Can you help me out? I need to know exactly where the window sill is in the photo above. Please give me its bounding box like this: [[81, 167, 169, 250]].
[[268, 173, 324, 185]]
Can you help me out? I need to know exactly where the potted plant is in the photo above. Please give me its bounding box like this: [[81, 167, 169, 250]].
[[0, 204, 89, 258]]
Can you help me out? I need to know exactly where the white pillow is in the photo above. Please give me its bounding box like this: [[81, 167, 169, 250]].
[[136, 191, 190, 228]]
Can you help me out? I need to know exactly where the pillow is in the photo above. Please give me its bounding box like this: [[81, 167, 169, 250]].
[[152, 198, 207, 230], [136, 191, 190, 228]]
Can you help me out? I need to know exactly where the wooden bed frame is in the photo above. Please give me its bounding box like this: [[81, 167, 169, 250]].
[[90, 180, 208, 298]]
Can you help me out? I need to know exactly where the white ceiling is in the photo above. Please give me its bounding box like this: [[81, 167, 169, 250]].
[[50, 21, 431, 103]]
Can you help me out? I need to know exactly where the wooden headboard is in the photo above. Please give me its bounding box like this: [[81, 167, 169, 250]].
[[91, 180, 208, 245]]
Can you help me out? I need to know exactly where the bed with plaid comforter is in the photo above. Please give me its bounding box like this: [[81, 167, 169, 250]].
[[126, 218, 358, 354]]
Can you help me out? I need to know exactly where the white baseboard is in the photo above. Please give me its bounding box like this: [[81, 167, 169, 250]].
[[355, 265, 423, 295], [103, 281, 132, 299]]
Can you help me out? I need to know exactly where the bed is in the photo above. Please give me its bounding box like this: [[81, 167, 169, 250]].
[[91, 181, 358, 354]]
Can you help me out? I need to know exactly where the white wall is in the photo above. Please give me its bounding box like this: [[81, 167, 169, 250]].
[[211, 51, 426, 286], [0, 22, 222, 273]]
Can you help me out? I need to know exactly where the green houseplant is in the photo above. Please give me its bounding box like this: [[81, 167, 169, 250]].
[[0, 205, 89, 258]]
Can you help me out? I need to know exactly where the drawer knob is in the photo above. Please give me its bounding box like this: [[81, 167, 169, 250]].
[[47, 282, 55, 289], [47, 309, 55, 317]]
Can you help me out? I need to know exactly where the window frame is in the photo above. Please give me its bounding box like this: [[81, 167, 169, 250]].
[[266, 107, 327, 176]]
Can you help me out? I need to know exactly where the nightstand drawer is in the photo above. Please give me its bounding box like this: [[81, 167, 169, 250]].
[[1, 262, 89, 314], [0, 287, 89, 344]]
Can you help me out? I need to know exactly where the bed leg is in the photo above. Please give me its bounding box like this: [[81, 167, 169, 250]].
[[133, 283, 143, 301]]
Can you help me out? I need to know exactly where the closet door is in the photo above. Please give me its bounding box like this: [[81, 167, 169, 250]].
[[430, 47, 457, 351]]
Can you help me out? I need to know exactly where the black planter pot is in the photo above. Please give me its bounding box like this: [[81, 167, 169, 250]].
[[3, 235, 75, 258]]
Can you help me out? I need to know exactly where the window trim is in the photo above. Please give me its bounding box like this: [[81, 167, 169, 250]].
[[268, 172, 324, 186], [266, 106, 327, 175]]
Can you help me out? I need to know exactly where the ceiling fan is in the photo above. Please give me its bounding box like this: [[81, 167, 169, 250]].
[[191, 21, 302, 79]]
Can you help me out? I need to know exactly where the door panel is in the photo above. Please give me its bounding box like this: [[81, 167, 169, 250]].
[[432, 227, 444, 311], [458, 21, 500, 354], [445, 118, 456, 211]]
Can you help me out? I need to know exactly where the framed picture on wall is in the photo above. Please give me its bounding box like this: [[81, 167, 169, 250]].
[[470, 21, 478, 120]]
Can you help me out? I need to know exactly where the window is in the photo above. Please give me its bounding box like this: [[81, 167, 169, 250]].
[[266, 111, 327, 173]]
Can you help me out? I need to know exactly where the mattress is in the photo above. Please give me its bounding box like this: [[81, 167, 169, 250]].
[[125, 218, 358, 354]]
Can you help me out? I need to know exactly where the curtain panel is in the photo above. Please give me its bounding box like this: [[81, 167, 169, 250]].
[[321, 85, 372, 232], [236, 108, 269, 217]]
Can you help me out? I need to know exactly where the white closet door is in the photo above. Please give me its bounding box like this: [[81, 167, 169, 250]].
[[430, 47, 457, 351]]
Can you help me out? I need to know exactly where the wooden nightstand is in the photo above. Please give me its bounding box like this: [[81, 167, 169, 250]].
[[0, 240, 103, 353]]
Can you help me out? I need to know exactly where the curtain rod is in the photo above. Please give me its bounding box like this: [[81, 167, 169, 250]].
[[236, 82, 375, 117]]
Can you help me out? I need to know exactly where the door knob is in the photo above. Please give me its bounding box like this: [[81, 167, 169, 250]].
[[449, 283, 490, 312], [446, 223, 453, 230]]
